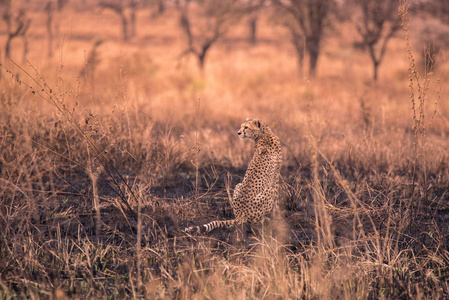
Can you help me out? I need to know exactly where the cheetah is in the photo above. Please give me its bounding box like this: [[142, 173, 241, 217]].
[[185, 118, 283, 234]]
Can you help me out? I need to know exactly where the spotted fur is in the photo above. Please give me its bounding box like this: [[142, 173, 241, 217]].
[[185, 118, 283, 234]]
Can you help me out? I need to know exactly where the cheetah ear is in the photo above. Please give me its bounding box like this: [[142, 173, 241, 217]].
[[246, 118, 250, 121], [254, 119, 261, 128]]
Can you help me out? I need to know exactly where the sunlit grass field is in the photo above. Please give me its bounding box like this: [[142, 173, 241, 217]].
[[1, 2, 448, 298]]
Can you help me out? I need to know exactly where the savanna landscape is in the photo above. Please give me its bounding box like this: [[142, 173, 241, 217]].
[[1, 0, 449, 298]]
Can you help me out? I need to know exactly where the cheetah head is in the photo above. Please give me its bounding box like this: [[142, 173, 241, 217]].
[[238, 118, 263, 140]]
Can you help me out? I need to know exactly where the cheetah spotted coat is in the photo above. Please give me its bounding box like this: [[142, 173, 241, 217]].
[[185, 118, 282, 234]]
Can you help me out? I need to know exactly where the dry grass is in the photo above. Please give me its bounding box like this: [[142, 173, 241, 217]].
[[1, 1, 449, 299]]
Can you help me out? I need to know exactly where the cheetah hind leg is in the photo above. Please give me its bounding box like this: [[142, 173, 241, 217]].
[[249, 185, 278, 225], [256, 184, 282, 238], [254, 185, 278, 219]]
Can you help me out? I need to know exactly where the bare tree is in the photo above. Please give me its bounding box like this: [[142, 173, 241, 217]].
[[178, 0, 242, 70], [273, 0, 331, 77], [355, 0, 401, 81], [149, 0, 166, 18], [2, 1, 31, 62], [100, 0, 138, 41]]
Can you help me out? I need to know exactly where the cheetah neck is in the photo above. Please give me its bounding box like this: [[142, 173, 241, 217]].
[[254, 133, 273, 147], [253, 126, 272, 143]]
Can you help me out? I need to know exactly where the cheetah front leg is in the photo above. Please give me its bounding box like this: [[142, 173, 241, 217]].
[[233, 183, 242, 199]]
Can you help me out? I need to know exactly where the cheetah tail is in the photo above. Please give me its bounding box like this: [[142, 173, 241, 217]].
[[184, 219, 238, 234]]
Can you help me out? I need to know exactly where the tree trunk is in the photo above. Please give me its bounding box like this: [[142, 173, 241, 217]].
[[198, 50, 207, 70], [5, 37, 12, 59], [22, 35, 28, 63], [130, 0, 137, 38], [309, 49, 318, 77], [373, 61, 379, 81], [158, 0, 165, 14], [368, 45, 380, 81], [197, 40, 213, 70], [291, 33, 305, 77], [130, 10, 136, 38], [248, 16, 257, 45], [121, 13, 128, 41], [307, 38, 320, 77]]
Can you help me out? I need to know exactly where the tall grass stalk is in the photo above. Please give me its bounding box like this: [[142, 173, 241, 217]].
[[399, 1, 440, 225], [309, 133, 334, 250], [136, 184, 142, 291], [87, 145, 102, 242], [194, 98, 201, 198]]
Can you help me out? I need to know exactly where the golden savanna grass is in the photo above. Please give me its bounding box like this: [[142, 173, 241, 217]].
[[1, 1, 448, 298]]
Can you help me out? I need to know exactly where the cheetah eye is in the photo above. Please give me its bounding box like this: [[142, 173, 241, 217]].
[[244, 126, 248, 130]]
